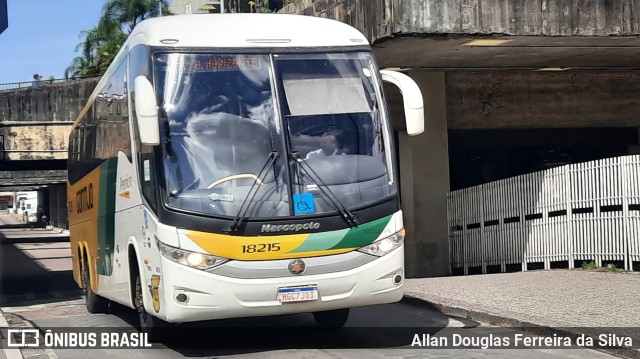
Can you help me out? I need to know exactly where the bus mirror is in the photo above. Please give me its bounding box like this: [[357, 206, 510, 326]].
[[134, 76, 160, 145], [379, 70, 424, 136]]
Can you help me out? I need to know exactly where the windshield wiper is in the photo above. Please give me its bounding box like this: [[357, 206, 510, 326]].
[[226, 151, 279, 233], [291, 152, 359, 228]]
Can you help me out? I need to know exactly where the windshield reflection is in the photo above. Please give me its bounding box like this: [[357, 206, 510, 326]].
[[155, 53, 288, 217], [152, 52, 396, 219], [275, 53, 395, 215]]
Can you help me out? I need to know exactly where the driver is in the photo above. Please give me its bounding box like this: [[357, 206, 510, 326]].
[[306, 132, 344, 159]]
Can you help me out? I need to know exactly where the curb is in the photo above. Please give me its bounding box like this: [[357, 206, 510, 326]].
[[403, 294, 640, 359]]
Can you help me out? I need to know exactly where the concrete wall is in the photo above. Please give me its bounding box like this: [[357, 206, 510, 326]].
[[0, 169, 67, 188], [446, 72, 640, 129], [396, 0, 640, 36], [281, 0, 640, 43], [282, 0, 400, 43], [398, 71, 450, 278], [47, 184, 67, 228], [0, 78, 98, 122], [1, 124, 70, 160], [0, 77, 99, 160]]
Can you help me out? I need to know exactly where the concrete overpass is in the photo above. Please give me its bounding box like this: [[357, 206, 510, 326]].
[[280, 0, 640, 277], [2, 1, 640, 277], [0, 78, 99, 227]]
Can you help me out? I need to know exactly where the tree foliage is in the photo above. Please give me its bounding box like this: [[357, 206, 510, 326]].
[[66, 0, 171, 78], [66, 0, 292, 78]]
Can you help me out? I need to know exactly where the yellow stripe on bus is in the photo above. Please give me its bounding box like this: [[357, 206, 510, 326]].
[[184, 230, 353, 260], [68, 167, 102, 291]]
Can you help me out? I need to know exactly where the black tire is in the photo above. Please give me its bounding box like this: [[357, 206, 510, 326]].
[[313, 308, 350, 328], [134, 273, 167, 342], [81, 259, 109, 314]]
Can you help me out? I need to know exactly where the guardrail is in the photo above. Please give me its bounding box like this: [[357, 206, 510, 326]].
[[0, 76, 100, 91], [448, 155, 640, 274], [0, 79, 66, 90]]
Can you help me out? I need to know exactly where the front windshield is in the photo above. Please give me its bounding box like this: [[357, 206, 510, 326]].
[[274, 53, 396, 215], [154, 53, 288, 218], [153, 51, 395, 219]]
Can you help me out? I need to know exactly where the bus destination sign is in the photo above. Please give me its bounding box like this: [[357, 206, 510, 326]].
[[182, 57, 260, 72]]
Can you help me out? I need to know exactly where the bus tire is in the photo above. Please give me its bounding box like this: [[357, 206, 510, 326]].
[[313, 308, 350, 328], [134, 273, 167, 342], [82, 258, 109, 314]]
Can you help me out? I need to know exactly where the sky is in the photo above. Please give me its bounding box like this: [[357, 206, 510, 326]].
[[0, 1, 107, 84]]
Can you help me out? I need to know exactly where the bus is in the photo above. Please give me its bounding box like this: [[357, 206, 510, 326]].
[[67, 13, 424, 335]]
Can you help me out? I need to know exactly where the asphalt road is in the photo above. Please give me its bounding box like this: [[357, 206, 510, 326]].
[[0, 221, 80, 306], [0, 222, 620, 359], [1, 298, 619, 359]]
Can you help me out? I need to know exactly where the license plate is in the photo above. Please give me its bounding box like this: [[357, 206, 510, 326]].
[[277, 286, 319, 303]]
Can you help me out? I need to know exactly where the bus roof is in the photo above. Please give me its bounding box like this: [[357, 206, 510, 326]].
[[71, 13, 371, 129], [125, 13, 369, 49]]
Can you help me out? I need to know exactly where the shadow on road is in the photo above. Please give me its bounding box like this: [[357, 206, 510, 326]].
[[102, 298, 455, 355], [0, 228, 81, 306]]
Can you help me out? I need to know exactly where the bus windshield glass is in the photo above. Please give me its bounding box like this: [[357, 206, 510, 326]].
[[153, 52, 395, 218], [274, 52, 396, 215]]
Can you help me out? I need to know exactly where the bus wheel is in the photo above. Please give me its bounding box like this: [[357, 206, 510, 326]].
[[313, 308, 350, 328], [81, 259, 109, 313], [134, 273, 166, 341]]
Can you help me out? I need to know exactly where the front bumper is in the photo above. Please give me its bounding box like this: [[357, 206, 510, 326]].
[[155, 246, 405, 323]]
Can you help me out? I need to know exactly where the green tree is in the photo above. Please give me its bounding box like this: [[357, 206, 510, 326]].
[[65, 56, 99, 79], [102, 0, 171, 33], [66, 0, 171, 78], [92, 18, 128, 71], [66, 18, 126, 78]]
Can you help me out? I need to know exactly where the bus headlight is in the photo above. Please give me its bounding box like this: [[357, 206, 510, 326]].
[[157, 240, 228, 270], [358, 228, 404, 257]]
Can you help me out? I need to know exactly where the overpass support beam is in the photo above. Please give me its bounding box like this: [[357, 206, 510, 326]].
[[47, 185, 67, 229], [399, 71, 450, 278], [37, 190, 47, 221]]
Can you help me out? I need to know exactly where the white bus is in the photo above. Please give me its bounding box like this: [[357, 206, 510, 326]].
[[67, 13, 424, 336]]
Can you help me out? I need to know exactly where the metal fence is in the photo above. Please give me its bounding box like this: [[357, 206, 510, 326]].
[[0, 76, 99, 91], [448, 155, 640, 274], [0, 79, 64, 91]]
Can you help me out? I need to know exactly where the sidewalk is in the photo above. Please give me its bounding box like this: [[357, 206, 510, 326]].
[[0, 214, 69, 235], [405, 269, 640, 358], [0, 214, 23, 226]]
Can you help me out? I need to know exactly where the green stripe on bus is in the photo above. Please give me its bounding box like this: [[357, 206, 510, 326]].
[[289, 228, 349, 253], [97, 157, 118, 276], [329, 215, 391, 250], [289, 215, 392, 253]]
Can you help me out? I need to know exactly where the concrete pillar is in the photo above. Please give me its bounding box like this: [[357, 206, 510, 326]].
[[37, 190, 47, 219], [399, 71, 450, 278], [47, 184, 67, 228], [48, 187, 57, 227]]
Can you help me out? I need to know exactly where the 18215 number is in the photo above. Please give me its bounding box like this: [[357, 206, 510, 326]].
[[241, 243, 281, 253]]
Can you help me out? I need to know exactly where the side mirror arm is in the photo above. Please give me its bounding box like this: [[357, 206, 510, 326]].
[[380, 70, 425, 136]]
